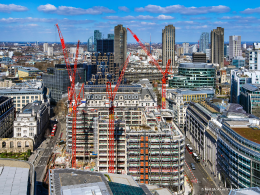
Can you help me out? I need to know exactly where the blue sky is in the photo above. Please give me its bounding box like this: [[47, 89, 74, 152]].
[[1, 1, 260, 42]]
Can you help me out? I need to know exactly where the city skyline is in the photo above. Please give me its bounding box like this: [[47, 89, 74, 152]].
[[1, 2, 260, 42]]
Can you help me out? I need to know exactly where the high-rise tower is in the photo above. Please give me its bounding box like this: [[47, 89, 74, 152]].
[[229, 35, 242, 59], [211, 27, 224, 68], [114, 24, 127, 66], [94, 30, 102, 52], [199, 32, 209, 53], [88, 36, 93, 52], [162, 25, 175, 73]]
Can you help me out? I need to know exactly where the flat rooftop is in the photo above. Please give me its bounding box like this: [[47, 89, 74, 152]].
[[232, 127, 260, 145], [0, 165, 29, 195]]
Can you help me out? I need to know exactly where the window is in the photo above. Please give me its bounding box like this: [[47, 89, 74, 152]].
[[29, 133, 34, 136], [17, 100, 20, 103], [16, 133, 21, 137], [17, 97, 20, 99], [31, 96, 34, 99], [29, 127, 34, 131], [26, 100, 29, 103], [22, 96, 25, 99], [2, 142, 6, 148], [35, 96, 38, 99], [17, 142, 21, 147], [25, 141, 29, 147], [23, 130, 27, 134], [10, 141, 14, 148], [22, 100, 25, 103], [26, 96, 29, 99], [17, 128, 21, 132]]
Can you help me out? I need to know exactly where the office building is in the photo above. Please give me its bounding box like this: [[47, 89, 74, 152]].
[[229, 35, 242, 59], [188, 45, 197, 54], [218, 118, 260, 188], [211, 27, 224, 68], [42, 64, 85, 103], [0, 96, 15, 138], [94, 30, 102, 52], [13, 100, 49, 144], [246, 43, 260, 70], [230, 69, 260, 103], [182, 42, 189, 54], [192, 52, 206, 63], [47, 47, 53, 57], [114, 24, 127, 66], [240, 83, 260, 117], [177, 47, 183, 57], [169, 63, 216, 89], [162, 25, 175, 73], [97, 39, 114, 53], [0, 88, 44, 112], [243, 43, 247, 50], [107, 34, 114, 40], [199, 32, 209, 53], [206, 49, 211, 61], [18, 67, 41, 78], [167, 88, 214, 130], [87, 36, 93, 52], [224, 45, 229, 58], [43, 43, 48, 52], [232, 57, 245, 68]]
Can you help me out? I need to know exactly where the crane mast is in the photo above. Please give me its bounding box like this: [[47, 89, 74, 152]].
[[56, 24, 84, 168], [127, 28, 171, 109], [106, 53, 131, 173]]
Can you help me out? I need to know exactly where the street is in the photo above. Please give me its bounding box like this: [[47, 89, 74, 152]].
[[34, 119, 62, 195]]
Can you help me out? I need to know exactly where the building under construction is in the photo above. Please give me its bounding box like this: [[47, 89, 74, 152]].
[[127, 110, 185, 194], [65, 80, 185, 194], [87, 52, 120, 85]]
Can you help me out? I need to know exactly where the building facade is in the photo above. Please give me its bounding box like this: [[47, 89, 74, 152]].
[[13, 101, 49, 144], [232, 57, 245, 68], [0, 96, 15, 138], [42, 64, 85, 103], [218, 119, 260, 188], [0, 89, 44, 112], [107, 34, 114, 40], [114, 25, 127, 66], [162, 25, 175, 73], [230, 69, 260, 103], [229, 35, 242, 59], [169, 63, 216, 89], [199, 32, 209, 53], [192, 52, 206, 63], [211, 27, 224, 68], [97, 39, 114, 53]]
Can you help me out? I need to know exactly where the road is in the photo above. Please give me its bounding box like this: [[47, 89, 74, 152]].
[[185, 149, 223, 195], [35, 120, 61, 195]]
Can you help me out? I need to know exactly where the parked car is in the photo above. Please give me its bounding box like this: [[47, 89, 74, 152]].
[[190, 163, 196, 170]]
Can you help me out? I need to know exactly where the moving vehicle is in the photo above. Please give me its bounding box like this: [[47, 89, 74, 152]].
[[192, 153, 200, 163], [190, 163, 196, 170], [187, 146, 193, 154]]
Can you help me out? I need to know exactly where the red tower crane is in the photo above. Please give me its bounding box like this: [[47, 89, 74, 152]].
[[56, 24, 84, 168], [106, 53, 131, 173], [127, 28, 171, 109]]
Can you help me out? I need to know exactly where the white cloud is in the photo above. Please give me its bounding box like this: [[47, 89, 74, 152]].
[[103, 14, 174, 20], [190, 17, 211, 20], [118, 6, 129, 12], [219, 16, 256, 20], [135, 4, 230, 15], [38, 4, 115, 15], [0, 17, 94, 24], [241, 7, 260, 14], [27, 24, 38, 27], [0, 3, 28, 12], [157, 15, 174, 20], [37, 4, 57, 12]]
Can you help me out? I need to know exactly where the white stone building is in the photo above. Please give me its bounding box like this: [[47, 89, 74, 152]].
[[13, 101, 49, 144]]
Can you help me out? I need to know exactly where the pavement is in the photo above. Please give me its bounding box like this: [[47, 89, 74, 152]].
[[185, 139, 229, 195]]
